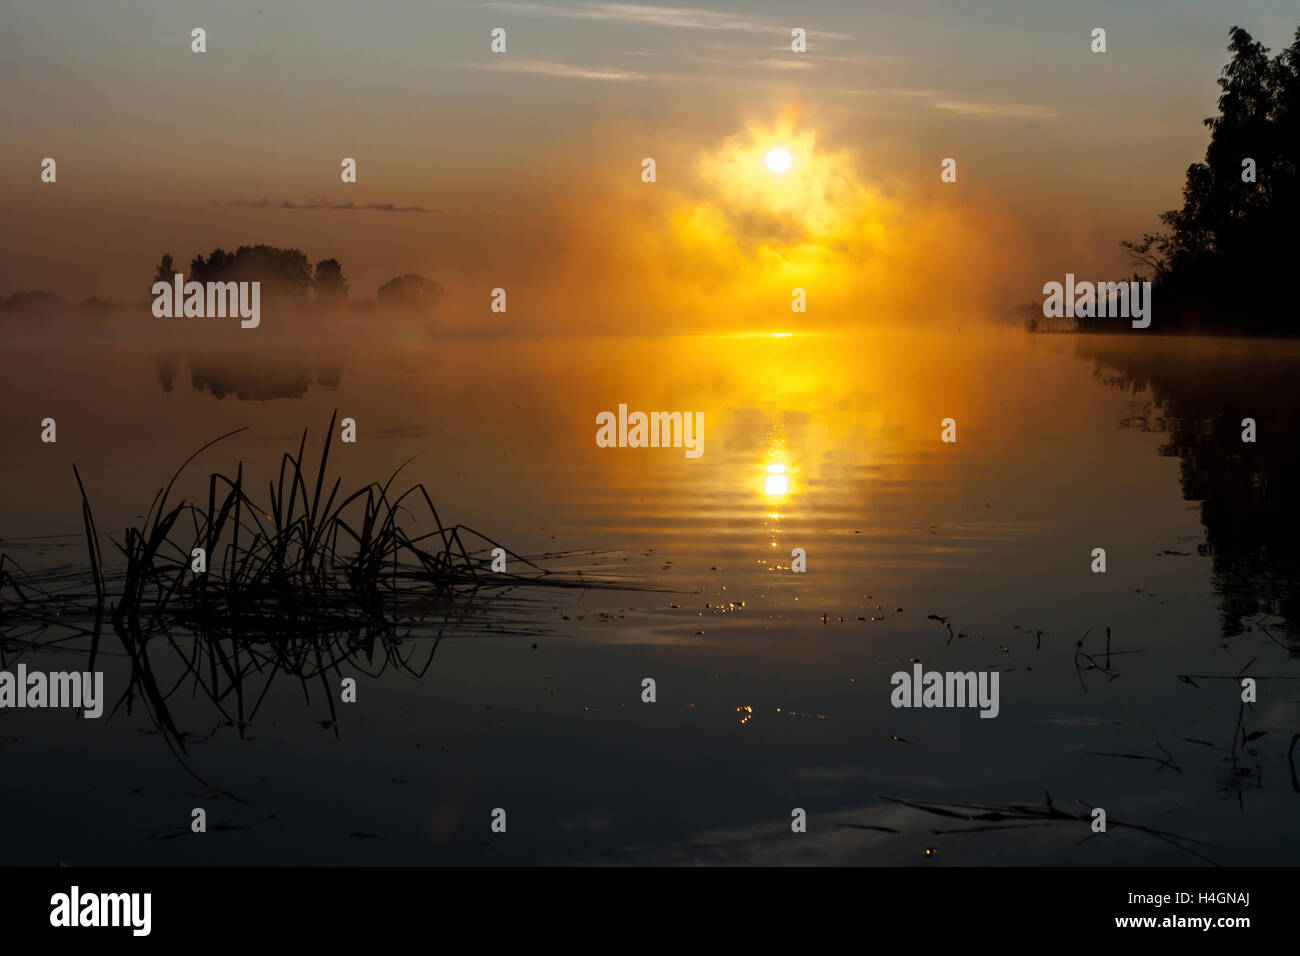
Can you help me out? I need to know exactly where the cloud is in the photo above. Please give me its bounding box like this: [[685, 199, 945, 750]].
[[843, 88, 947, 97], [214, 197, 272, 208], [213, 198, 438, 213], [842, 90, 1055, 121], [480, 3, 850, 39], [933, 99, 1057, 119], [526, 117, 1034, 333], [451, 59, 646, 81], [754, 58, 813, 71]]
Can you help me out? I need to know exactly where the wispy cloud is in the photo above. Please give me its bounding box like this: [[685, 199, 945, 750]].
[[755, 58, 812, 71], [933, 100, 1057, 119], [844, 88, 948, 97], [842, 90, 1056, 120], [480, 3, 850, 40], [769, 49, 899, 64], [213, 198, 438, 213], [842, 90, 1055, 119], [451, 59, 646, 81]]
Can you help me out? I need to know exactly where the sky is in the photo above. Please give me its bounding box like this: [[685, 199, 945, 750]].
[[2, 0, 1298, 332]]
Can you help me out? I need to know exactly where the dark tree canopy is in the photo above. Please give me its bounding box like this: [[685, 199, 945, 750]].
[[151, 246, 354, 307], [313, 258, 349, 303], [1123, 24, 1300, 333], [188, 245, 314, 303], [148, 247, 452, 315], [0, 290, 66, 315], [376, 273, 446, 313], [153, 253, 174, 285]]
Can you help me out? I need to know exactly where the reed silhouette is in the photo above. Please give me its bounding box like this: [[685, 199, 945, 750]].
[[0, 413, 656, 785]]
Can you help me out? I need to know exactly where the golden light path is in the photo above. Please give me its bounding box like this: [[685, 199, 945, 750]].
[[761, 431, 792, 570], [764, 463, 788, 498]]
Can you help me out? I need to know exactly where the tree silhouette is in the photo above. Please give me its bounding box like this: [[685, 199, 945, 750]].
[[314, 258, 349, 305], [376, 274, 446, 313], [153, 253, 174, 285], [1122, 24, 1300, 333], [189, 245, 314, 304]]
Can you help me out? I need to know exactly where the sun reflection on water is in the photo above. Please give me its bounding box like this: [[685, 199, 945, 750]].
[[764, 462, 788, 497], [760, 430, 795, 569]]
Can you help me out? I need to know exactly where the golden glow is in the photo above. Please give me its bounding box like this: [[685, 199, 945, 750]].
[[662, 120, 896, 320], [559, 108, 1034, 333], [763, 451, 790, 500], [765, 147, 791, 173], [691, 124, 884, 243]]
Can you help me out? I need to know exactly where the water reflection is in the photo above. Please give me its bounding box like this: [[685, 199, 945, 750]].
[[763, 463, 788, 498], [1, 330, 1298, 865], [1077, 335, 1300, 647], [154, 351, 344, 401]]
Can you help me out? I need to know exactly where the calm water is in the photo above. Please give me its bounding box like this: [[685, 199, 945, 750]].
[[1, 326, 1297, 865]]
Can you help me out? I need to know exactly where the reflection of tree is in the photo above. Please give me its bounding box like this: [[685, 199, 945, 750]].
[[315, 364, 343, 389], [151, 353, 344, 401], [155, 354, 177, 394], [188, 357, 314, 401], [1078, 338, 1300, 645], [1119, 24, 1300, 333]]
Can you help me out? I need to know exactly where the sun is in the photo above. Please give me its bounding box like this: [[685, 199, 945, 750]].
[[765, 147, 791, 174]]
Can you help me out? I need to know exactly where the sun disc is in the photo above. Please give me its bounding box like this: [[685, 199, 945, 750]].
[[765, 148, 791, 173]]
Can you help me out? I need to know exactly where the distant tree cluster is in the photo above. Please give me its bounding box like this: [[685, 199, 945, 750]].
[[313, 258, 349, 304], [152, 245, 347, 307], [0, 290, 115, 316], [3, 247, 445, 320], [0, 290, 66, 314], [376, 273, 446, 312], [156, 245, 316, 304], [150, 247, 442, 315], [1123, 25, 1300, 333]]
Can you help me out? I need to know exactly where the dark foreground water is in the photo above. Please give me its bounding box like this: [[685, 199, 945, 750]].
[[1, 327, 1297, 865]]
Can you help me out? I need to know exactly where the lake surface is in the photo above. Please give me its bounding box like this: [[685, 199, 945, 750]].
[[1, 326, 1297, 865]]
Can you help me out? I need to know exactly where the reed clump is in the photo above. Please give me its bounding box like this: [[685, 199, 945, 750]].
[[6, 410, 618, 640]]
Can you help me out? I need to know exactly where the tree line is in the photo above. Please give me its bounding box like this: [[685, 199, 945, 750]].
[[151, 245, 445, 313], [1120, 24, 1300, 334]]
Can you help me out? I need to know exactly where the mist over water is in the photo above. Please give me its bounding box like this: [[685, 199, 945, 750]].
[[1, 326, 1297, 864]]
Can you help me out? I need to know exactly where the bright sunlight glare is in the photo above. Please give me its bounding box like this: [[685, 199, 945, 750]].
[[765, 148, 791, 173]]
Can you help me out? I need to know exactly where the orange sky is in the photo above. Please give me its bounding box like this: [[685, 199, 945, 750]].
[[3, 0, 1297, 333]]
